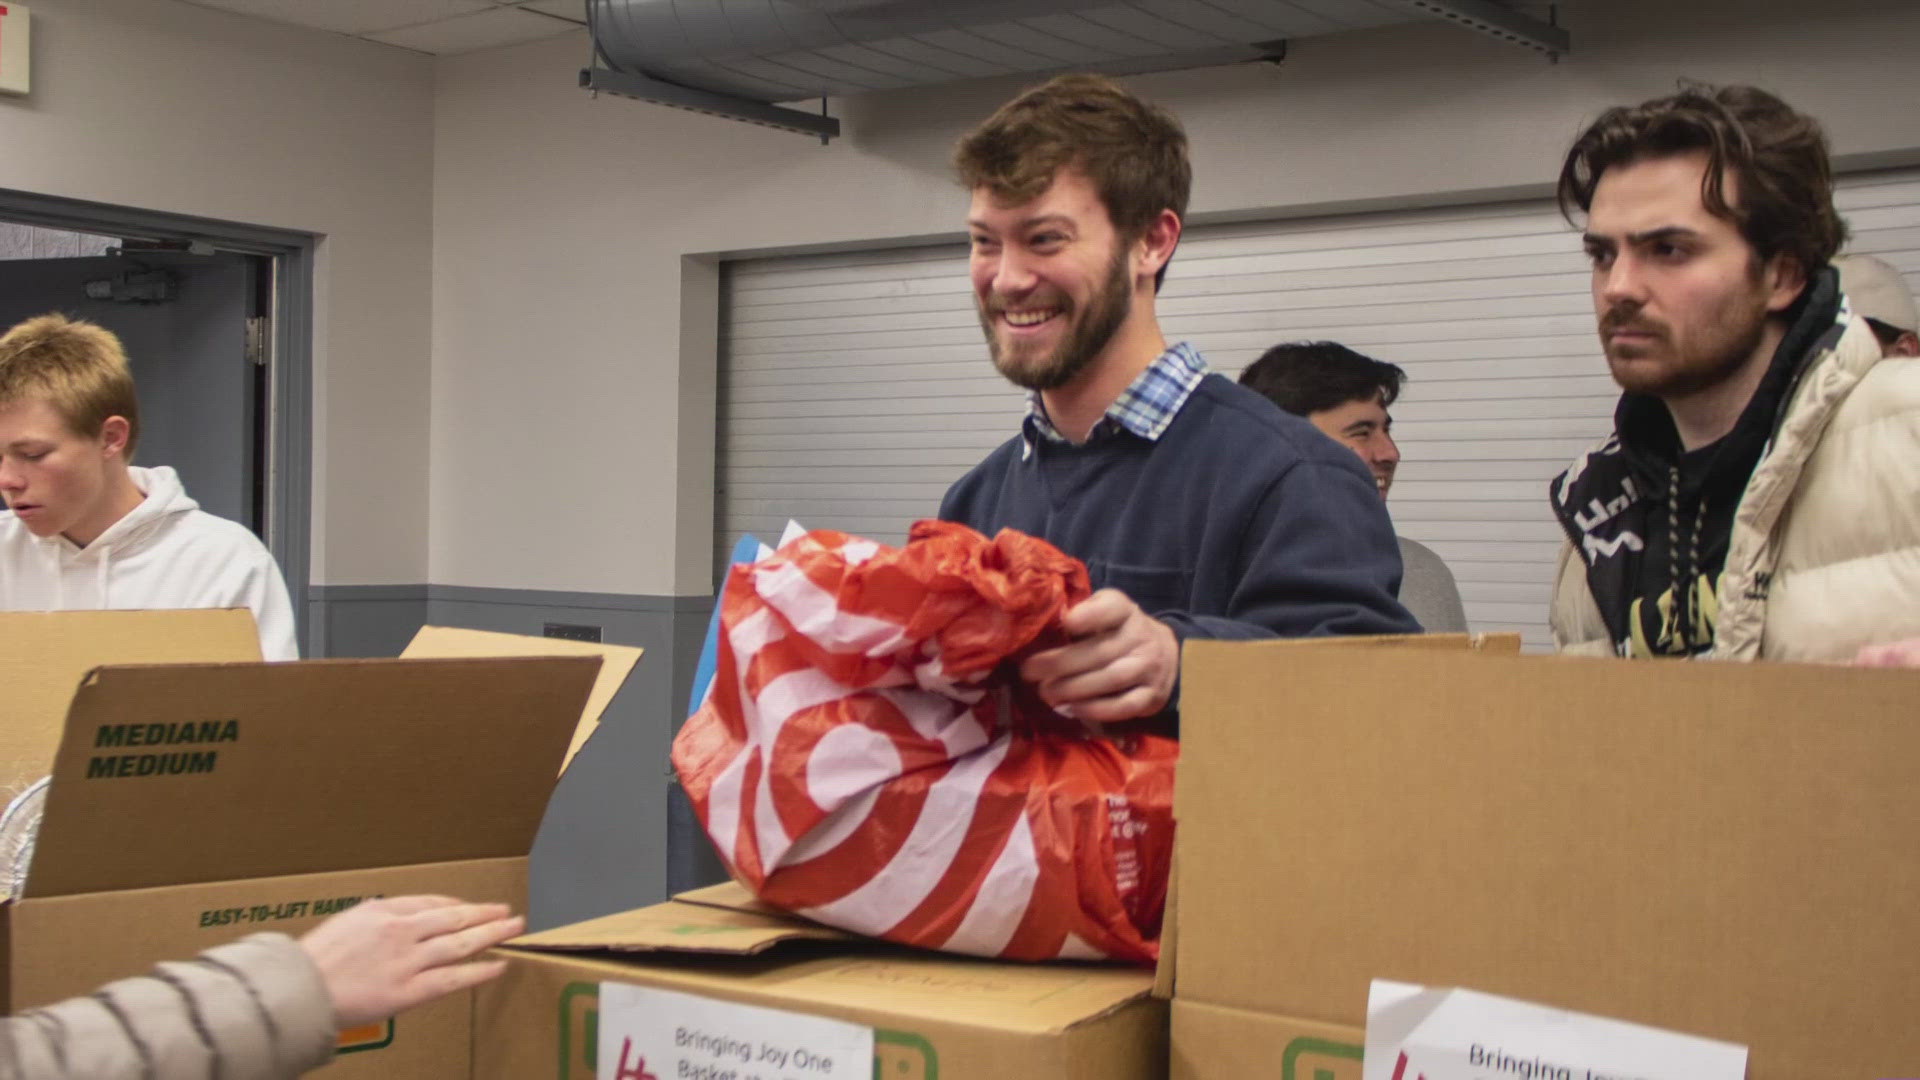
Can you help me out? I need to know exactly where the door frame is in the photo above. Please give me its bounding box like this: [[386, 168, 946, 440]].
[[0, 186, 317, 649]]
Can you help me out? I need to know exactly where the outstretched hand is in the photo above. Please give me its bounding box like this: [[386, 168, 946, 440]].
[[298, 895, 525, 1029], [1018, 588, 1178, 724]]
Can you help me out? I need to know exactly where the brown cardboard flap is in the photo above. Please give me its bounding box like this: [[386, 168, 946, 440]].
[[1170, 1000, 1363, 1080], [0, 610, 261, 803], [27, 656, 599, 897], [400, 626, 643, 775], [508, 894, 859, 956], [670, 878, 784, 914], [507, 892, 1157, 1039], [1150, 847, 1178, 1000], [9, 855, 528, 1012], [491, 930, 1160, 1053], [1265, 631, 1523, 653], [668, 880, 872, 936], [1154, 631, 1517, 1001], [1174, 642, 1920, 1080]]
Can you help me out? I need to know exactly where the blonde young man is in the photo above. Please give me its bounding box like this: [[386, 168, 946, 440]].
[[939, 75, 1417, 731], [0, 314, 298, 659]]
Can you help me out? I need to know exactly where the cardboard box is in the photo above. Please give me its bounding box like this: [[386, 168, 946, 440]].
[[1166, 639, 1920, 1079], [1151, 631, 1520, 1003], [1170, 999, 1363, 1080], [0, 608, 263, 801], [478, 882, 1168, 1080], [396, 624, 642, 775], [475, 631, 1506, 1080], [0, 611, 625, 1078]]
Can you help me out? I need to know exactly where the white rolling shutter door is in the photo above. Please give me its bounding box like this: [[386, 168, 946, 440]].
[[721, 169, 1920, 649]]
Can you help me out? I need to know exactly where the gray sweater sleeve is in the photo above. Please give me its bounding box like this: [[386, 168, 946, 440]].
[[1395, 536, 1468, 634], [0, 932, 338, 1080]]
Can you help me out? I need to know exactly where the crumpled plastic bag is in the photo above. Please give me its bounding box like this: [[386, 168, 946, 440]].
[[671, 520, 1176, 963]]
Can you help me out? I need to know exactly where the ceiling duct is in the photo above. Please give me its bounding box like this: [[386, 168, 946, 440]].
[[1382, 0, 1567, 56], [582, 0, 1567, 141]]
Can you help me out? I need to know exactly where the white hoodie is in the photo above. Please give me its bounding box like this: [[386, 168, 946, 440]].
[[0, 465, 299, 660]]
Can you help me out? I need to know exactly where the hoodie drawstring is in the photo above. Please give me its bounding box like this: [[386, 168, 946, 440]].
[[1667, 463, 1706, 655], [46, 538, 60, 610], [94, 543, 112, 608]]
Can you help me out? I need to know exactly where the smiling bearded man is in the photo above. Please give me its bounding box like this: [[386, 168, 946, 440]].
[[977, 224, 1131, 393], [937, 74, 1419, 735]]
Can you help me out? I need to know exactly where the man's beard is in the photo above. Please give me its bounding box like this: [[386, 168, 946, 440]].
[[1600, 278, 1771, 398], [979, 246, 1133, 392]]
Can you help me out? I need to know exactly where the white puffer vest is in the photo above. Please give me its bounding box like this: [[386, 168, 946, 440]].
[[1551, 313, 1920, 662]]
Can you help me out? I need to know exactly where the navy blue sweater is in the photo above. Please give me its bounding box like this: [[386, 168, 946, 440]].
[[939, 374, 1418, 642]]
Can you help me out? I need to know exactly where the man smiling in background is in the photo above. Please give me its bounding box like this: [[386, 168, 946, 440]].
[[1239, 340, 1467, 633]]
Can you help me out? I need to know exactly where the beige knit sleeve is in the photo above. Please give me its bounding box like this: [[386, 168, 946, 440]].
[[0, 932, 337, 1080]]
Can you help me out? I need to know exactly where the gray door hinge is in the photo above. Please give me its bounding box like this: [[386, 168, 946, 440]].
[[245, 316, 270, 367]]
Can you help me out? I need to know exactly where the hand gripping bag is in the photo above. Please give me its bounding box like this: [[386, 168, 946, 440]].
[[671, 520, 1176, 963]]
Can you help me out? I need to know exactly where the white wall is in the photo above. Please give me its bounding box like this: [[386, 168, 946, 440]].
[[429, 0, 1920, 599], [0, 0, 434, 586], [9, 0, 1915, 597]]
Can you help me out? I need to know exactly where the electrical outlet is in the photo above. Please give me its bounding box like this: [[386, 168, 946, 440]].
[[543, 622, 602, 643]]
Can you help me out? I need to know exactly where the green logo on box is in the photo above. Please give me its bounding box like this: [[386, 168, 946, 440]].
[[1282, 1035, 1363, 1080], [558, 982, 936, 1080], [873, 1031, 936, 1079], [560, 983, 597, 1080]]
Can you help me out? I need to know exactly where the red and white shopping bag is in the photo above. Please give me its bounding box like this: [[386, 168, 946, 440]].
[[671, 520, 1176, 962]]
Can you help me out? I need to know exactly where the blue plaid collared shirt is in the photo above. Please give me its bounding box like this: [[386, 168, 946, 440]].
[[1025, 341, 1209, 444]]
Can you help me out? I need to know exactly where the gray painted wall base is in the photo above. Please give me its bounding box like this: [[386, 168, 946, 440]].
[[308, 584, 721, 929], [307, 584, 428, 660]]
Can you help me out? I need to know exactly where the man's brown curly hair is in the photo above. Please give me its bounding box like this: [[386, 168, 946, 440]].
[[1557, 82, 1848, 280], [955, 73, 1190, 290]]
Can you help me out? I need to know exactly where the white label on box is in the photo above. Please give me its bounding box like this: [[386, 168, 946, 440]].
[[596, 982, 874, 1080], [1363, 979, 1746, 1080], [0, 4, 30, 96]]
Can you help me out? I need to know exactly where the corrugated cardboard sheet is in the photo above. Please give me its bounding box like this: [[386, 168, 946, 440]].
[[1174, 640, 1920, 1080], [0, 614, 627, 1080], [484, 888, 1167, 1079], [1152, 631, 1518, 1000], [0, 609, 260, 802], [30, 655, 601, 897], [400, 625, 641, 774]]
